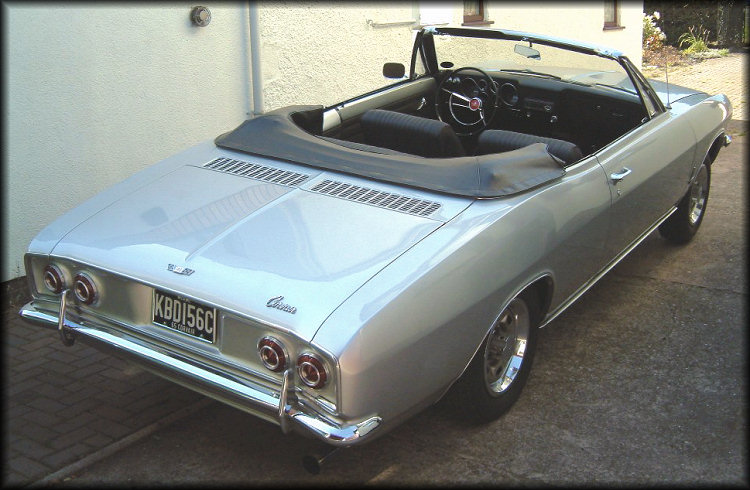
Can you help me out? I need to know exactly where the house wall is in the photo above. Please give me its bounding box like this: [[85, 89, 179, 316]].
[[255, 2, 419, 110], [4, 3, 252, 281], [488, 1, 644, 67]]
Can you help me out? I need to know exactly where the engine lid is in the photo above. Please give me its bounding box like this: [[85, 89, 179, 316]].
[[49, 156, 470, 341]]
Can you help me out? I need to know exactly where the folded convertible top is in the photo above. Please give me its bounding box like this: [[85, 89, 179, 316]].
[[215, 105, 565, 198]]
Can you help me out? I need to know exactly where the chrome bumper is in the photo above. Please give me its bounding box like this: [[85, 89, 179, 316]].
[[19, 294, 380, 447]]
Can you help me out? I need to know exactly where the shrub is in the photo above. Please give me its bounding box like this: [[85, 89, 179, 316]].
[[643, 11, 667, 50], [678, 25, 711, 54]]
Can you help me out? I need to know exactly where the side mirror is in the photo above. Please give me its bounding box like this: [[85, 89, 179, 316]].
[[514, 44, 540, 60], [383, 62, 406, 79]]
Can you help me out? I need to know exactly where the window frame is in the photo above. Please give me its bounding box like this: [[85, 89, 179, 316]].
[[462, 0, 493, 26], [603, 0, 622, 29]]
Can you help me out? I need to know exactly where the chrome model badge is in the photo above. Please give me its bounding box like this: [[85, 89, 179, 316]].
[[266, 295, 297, 314], [167, 264, 195, 276]]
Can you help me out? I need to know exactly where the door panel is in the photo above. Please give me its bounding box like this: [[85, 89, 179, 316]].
[[322, 77, 437, 141], [596, 112, 696, 254]]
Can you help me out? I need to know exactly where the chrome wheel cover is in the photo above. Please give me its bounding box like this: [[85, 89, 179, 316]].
[[688, 164, 708, 226], [484, 298, 530, 395]]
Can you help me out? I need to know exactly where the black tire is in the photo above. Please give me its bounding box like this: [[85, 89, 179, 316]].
[[451, 289, 541, 424], [659, 160, 710, 244]]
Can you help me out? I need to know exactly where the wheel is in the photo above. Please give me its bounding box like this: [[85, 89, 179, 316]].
[[451, 289, 541, 423], [659, 159, 710, 244], [435, 66, 499, 136]]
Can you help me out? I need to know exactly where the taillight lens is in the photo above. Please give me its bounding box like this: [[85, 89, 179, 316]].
[[73, 273, 97, 305], [42, 265, 65, 294], [258, 337, 287, 372], [297, 354, 327, 389]]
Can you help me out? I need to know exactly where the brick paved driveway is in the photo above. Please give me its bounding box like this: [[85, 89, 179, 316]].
[[3, 306, 207, 484], [643, 51, 748, 120]]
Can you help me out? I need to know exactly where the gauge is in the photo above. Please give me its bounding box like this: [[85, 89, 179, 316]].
[[500, 83, 519, 107]]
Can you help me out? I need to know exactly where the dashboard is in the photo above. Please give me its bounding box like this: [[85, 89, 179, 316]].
[[441, 71, 646, 153]]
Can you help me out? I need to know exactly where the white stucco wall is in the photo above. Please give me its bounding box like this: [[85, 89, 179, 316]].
[[4, 3, 252, 281], [256, 2, 419, 110], [487, 1, 644, 67]]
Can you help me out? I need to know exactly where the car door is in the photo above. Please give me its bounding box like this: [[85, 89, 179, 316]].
[[596, 110, 696, 255]]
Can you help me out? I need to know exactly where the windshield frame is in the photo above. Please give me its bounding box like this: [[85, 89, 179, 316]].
[[416, 26, 662, 118]]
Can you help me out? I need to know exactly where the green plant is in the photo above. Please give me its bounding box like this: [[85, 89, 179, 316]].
[[678, 25, 710, 54], [643, 11, 666, 50]]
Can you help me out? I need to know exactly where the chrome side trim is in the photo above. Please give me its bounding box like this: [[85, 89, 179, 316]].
[[18, 303, 381, 447], [540, 206, 678, 328]]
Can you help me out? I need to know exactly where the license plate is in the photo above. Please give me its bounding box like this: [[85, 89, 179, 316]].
[[152, 289, 217, 343]]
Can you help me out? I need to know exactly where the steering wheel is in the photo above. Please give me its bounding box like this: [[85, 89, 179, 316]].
[[435, 67, 499, 136]]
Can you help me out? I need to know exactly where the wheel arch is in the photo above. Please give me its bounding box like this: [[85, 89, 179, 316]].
[[706, 132, 726, 165]]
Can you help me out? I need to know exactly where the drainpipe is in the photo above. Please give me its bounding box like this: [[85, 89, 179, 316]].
[[248, 1, 264, 115]]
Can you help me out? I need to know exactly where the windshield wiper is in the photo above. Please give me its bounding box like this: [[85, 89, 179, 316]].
[[593, 83, 637, 94], [499, 69, 562, 81]]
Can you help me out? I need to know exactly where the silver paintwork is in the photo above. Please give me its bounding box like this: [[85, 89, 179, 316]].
[[19, 28, 733, 447]]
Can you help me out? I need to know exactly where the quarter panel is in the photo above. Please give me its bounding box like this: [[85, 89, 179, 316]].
[[314, 157, 612, 421]]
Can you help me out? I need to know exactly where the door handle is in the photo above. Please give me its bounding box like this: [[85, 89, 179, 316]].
[[610, 167, 632, 184]]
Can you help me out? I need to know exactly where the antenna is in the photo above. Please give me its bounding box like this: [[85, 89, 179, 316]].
[[665, 61, 671, 108]]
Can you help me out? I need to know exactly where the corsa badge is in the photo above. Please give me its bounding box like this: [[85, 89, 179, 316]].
[[167, 264, 195, 276]]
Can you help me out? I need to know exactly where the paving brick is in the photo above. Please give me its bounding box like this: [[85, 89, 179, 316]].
[[26, 396, 70, 414], [6, 455, 51, 482], [7, 423, 57, 446], [82, 432, 115, 448], [50, 411, 99, 435], [50, 426, 97, 450], [42, 443, 93, 468], [9, 366, 47, 384], [20, 337, 56, 353], [85, 418, 133, 440], [12, 438, 55, 459], [20, 407, 63, 428]]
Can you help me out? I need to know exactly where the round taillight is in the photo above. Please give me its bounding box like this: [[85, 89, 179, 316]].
[[42, 265, 65, 294], [297, 354, 327, 389], [258, 337, 287, 372], [73, 273, 98, 305]]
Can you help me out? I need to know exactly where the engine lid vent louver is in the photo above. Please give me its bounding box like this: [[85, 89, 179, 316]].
[[310, 179, 441, 218], [203, 158, 310, 187]]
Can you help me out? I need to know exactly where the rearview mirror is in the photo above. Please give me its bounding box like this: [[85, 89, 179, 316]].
[[514, 44, 540, 60], [383, 62, 406, 79]]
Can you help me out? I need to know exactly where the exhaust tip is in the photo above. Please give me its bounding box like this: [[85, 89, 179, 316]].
[[301, 454, 322, 475]]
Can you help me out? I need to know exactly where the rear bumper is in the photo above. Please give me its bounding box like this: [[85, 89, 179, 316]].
[[19, 297, 380, 447]]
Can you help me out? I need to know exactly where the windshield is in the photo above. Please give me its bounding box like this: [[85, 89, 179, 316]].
[[432, 33, 636, 95]]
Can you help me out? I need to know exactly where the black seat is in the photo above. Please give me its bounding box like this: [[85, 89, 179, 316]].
[[360, 109, 466, 158], [477, 129, 583, 164]]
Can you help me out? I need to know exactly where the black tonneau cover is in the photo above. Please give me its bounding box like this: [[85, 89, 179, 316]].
[[215, 106, 565, 198]]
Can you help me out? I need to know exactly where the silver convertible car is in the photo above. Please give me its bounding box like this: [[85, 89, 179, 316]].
[[20, 26, 731, 453]]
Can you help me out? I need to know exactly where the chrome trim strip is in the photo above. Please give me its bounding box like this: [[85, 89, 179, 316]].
[[18, 303, 380, 447], [540, 206, 677, 328]]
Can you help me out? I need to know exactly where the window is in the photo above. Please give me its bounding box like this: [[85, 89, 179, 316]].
[[603, 0, 621, 29], [462, 0, 492, 26]]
